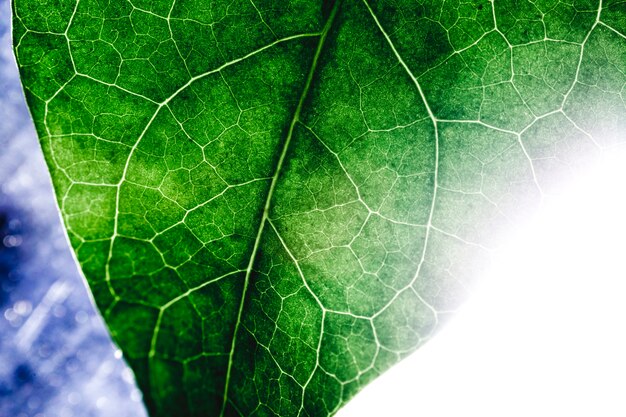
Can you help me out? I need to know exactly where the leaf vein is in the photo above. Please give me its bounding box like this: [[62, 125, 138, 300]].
[[219, 2, 343, 415]]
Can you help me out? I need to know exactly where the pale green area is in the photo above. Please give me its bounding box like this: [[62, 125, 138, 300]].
[[12, 0, 626, 416]]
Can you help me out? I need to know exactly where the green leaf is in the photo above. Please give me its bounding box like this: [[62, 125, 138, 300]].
[[12, 0, 626, 415]]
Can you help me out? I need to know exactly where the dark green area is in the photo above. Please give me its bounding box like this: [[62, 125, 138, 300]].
[[13, 0, 625, 416]]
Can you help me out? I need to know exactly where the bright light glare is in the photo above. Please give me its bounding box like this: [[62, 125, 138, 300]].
[[339, 146, 626, 417]]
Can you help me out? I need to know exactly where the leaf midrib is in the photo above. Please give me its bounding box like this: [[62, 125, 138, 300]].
[[218, 1, 343, 415]]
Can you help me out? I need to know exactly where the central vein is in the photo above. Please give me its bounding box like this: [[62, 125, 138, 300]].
[[219, 1, 343, 414]]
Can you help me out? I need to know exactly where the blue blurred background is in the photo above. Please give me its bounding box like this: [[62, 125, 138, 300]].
[[0, 2, 147, 416]]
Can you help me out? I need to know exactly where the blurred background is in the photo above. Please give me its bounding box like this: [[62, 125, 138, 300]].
[[0, 2, 147, 416]]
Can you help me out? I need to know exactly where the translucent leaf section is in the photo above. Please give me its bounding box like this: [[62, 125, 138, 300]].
[[13, 0, 626, 416]]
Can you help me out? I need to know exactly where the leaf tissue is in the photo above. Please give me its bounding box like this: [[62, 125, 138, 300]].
[[12, 0, 625, 415]]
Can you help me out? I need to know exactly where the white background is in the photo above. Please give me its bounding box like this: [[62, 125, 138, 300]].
[[340, 146, 626, 417]]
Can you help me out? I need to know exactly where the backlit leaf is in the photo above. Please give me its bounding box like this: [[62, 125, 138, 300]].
[[13, 0, 626, 415]]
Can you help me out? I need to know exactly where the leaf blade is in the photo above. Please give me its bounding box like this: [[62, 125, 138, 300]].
[[12, 0, 626, 415]]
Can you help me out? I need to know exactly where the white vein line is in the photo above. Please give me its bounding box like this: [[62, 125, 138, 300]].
[[249, 0, 277, 38], [430, 225, 492, 252], [148, 269, 244, 359], [167, 0, 191, 77], [361, 0, 440, 319], [268, 220, 326, 310], [76, 72, 159, 104], [561, 0, 602, 109], [103, 102, 160, 317], [598, 21, 626, 40], [63, 0, 80, 74], [267, 220, 327, 416], [219, 3, 341, 415], [164, 32, 321, 107]]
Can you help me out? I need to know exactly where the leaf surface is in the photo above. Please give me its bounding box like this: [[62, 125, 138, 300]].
[[12, 0, 626, 416]]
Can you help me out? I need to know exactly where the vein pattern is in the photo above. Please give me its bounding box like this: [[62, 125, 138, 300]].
[[12, 0, 626, 416]]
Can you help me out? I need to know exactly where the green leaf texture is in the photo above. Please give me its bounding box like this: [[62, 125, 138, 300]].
[[12, 0, 626, 415]]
